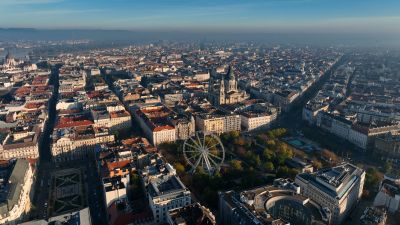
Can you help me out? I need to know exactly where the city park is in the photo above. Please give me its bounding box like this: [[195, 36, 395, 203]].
[[158, 128, 351, 209]]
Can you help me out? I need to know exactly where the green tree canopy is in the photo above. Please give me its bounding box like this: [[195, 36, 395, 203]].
[[230, 159, 243, 172], [263, 162, 275, 173]]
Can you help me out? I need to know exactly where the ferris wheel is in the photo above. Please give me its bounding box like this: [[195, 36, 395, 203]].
[[183, 132, 225, 175]]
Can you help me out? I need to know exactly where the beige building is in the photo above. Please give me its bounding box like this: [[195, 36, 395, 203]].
[[295, 163, 365, 225], [194, 71, 210, 81], [109, 110, 131, 131], [170, 115, 195, 140], [196, 112, 240, 134], [240, 104, 278, 131], [241, 114, 272, 131], [51, 126, 114, 162], [348, 122, 400, 150], [92, 109, 131, 132], [0, 128, 40, 160], [58, 70, 86, 93]]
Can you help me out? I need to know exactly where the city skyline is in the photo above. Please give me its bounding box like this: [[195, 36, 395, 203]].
[[0, 0, 400, 34]]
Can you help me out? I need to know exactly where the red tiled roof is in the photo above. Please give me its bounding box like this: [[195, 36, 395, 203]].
[[25, 102, 45, 109], [32, 75, 49, 86], [55, 119, 93, 129], [106, 160, 131, 172], [153, 125, 174, 132], [121, 137, 142, 146], [87, 91, 103, 99], [15, 86, 31, 96], [110, 110, 130, 119]]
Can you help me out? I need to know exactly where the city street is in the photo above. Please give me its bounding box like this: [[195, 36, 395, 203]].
[[31, 65, 107, 224]]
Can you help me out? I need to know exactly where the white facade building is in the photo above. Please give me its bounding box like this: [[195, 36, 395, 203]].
[[134, 106, 176, 146], [142, 163, 191, 224], [0, 159, 34, 225], [0, 129, 40, 160], [103, 175, 128, 208], [295, 163, 365, 225]]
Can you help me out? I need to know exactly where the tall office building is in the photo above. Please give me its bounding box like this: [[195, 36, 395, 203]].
[[295, 163, 365, 225]]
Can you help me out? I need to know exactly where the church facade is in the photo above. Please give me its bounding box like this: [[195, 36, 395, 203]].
[[208, 66, 249, 105]]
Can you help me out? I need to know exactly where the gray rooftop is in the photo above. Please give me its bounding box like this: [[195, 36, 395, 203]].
[[0, 159, 29, 217]]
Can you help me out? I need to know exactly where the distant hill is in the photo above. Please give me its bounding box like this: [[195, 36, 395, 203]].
[[0, 28, 36, 31], [0, 28, 399, 47]]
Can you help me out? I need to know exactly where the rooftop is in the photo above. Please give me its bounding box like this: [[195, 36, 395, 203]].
[[19, 207, 91, 225], [168, 203, 216, 225], [220, 179, 330, 225], [360, 207, 387, 225], [148, 175, 187, 197], [0, 159, 30, 217], [297, 163, 364, 199]]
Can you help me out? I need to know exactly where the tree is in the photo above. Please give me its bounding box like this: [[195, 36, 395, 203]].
[[262, 148, 275, 161], [365, 167, 382, 192], [229, 131, 240, 139], [173, 163, 185, 174], [234, 137, 246, 146], [288, 168, 300, 178], [236, 146, 247, 157], [266, 139, 276, 147], [384, 162, 393, 174], [267, 128, 287, 138], [220, 133, 230, 143], [246, 152, 261, 167], [263, 162, 275, 173], [230, 159, 243, 172], [275, 143, 293, 165], [294, 150, 307, 159], [221, 131, 240, 145], [312, 160, 323, 170], [321, 149, 338, 163], [276, 166, 290, 177], [277, 143, 293, 159]]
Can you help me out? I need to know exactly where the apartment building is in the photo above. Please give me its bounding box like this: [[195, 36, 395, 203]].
[[196, 111, 240, 134], [0, 159, 34, 225], [0, 128, 40, 160], [134, 105, 176, 146], [142, 162, 191, 224]]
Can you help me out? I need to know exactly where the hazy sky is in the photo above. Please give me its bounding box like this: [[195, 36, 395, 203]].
[[1, 0, 400, 34]]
